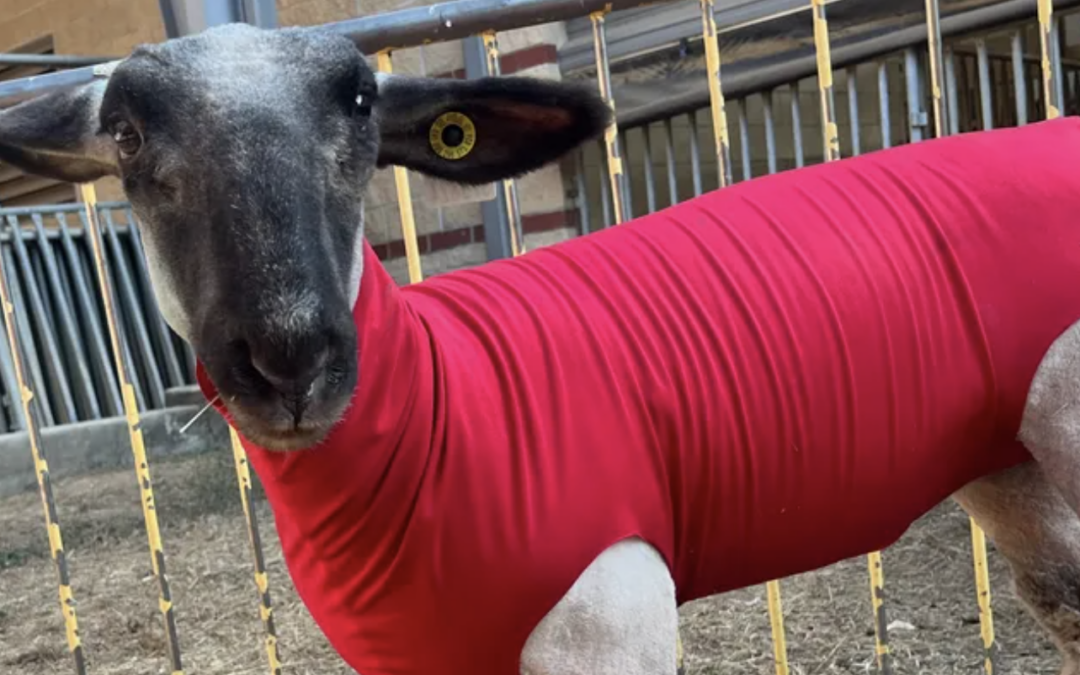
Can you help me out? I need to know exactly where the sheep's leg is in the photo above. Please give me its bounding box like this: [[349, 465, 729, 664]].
[[953, 462, 1080, 674], [519, 537, 679, 675]]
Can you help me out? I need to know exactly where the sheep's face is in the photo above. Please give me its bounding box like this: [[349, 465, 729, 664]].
[[0, 23, 610, 451]]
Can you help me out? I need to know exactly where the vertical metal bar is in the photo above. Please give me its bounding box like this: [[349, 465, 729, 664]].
[[591, 10, 627, 224], [930, 38, 998, 675], [85, 214, 147, 414], [52, 240, 84, 355], [0, 306, 25, 430], [642, 125, 658, 214], [762, 54, 792, 674], [879, 61, 893, 149], [791, 82, 805, 168], [1039, 0, 1061, 119], [689, 113, 703, 197], [1012, 30, 1029, 125], [701, 0, 733, 187], [972, 524, 998, 675], [123, 208, 185, 388], [945, 47, 961, 135], [664, 118, 679, 205], [976, 39, 994, 131], [1053, 13, 1066, 116], [1, 244, 51, 426], [0, 223, 87, 675], [925, 0, 949, 137], [1029, 60, 1040, 121], [847, 67, 861, 156], [56, 213, 121, 418], [766, 579, 789, 675], [599, 142, 613, 227], [905, 48, 926, 143], [31, 251, 57, 339], [1070, 68, 1078, 117], [811, 0, 841, 161], [763, 91, 778, 173], [868, 552, 892, 674], [481, 31, 526, 256], [620, 130, 635, 219], [677, 632, 685, 675], [79, 183, 184, 674], [376, 51, 423, 283], [575, 149, 592, 235], [27, 213, 98, 420], [102, 209, 166, 410], [7, 216, 77, 425], [738, 100, 752, 180], [230, 426, 282, 675]]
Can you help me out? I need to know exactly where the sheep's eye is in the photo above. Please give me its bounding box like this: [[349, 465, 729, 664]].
[[112, 121, 143, 159], [354, 93, 372, 119]]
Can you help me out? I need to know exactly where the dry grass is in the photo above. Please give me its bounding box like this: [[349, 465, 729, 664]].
[[0, 450, 1061, 674]]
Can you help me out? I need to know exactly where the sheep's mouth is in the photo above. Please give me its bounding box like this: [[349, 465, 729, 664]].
[[195, 361, 354, 452]]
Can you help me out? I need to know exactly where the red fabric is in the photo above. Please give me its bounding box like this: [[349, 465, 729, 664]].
[[197, 117, 1080, 675]]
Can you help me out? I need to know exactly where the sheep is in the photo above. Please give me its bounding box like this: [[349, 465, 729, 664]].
[[4, 22, 1080, 675]]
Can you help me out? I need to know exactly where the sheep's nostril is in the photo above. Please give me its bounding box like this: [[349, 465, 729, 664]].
[[248, 345, 330, 421]]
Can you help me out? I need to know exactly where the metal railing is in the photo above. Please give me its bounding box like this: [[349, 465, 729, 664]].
[[575, 9, 1080, 233], [0, 203, 194, 434]]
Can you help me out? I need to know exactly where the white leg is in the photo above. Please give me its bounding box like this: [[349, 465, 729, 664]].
[[520, 537, 679, 675]]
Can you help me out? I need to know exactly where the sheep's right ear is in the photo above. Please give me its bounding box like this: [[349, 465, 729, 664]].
[[0, 79, 119, 183]]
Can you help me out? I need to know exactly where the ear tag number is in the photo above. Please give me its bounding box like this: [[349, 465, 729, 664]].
[[429, 112, 477, 161]]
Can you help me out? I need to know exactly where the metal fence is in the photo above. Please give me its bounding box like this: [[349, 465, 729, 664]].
[[574, 14, 1080, 235], [0, 204, 194, 434]]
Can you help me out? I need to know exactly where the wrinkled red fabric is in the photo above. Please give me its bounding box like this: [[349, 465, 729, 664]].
[[197, 117, 1080, 675]]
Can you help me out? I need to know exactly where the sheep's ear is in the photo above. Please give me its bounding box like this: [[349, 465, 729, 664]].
[[0, 79, 119, 183], [374, 74, 611, 185]]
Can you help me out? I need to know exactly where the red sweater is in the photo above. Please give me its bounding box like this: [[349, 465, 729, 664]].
[[198, 117, 1080, 675]]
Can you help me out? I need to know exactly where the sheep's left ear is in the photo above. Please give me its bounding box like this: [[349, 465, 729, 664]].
[[0, 79, 119, 183], [374, 74, 611, 185]]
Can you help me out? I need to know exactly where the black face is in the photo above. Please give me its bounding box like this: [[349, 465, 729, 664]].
[[100, 25, 379, 450]]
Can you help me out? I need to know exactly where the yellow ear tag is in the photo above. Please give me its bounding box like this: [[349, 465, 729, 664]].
[[429, 112, 477, 161]]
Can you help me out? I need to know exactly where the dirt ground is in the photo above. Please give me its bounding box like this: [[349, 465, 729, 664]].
[[0, 450, 1062, 675]]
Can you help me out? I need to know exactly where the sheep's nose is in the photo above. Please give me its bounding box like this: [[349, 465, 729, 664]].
[[248, 338, 331, 422]]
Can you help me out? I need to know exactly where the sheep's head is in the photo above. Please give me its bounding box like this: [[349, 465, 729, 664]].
[[0, 23, 610, 451]]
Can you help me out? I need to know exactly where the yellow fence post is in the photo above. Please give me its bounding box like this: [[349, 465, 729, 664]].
[[80, 184, 184, 674], [811, 0, 841, 162], [915, 1, 1000, 668], [1039, 0, 1061, 119], [0, 221, 87, 675], [925, 0, 948, 137], [764, 579, 790, 675], [867, 551, 892, 673], [813, 3, 895, 671], [230, 427, 283, 675], [481, 31, 527, 256], [700, 0, 733, 188], [590, 9, 628, 225], [377, 51, 425, 283]]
